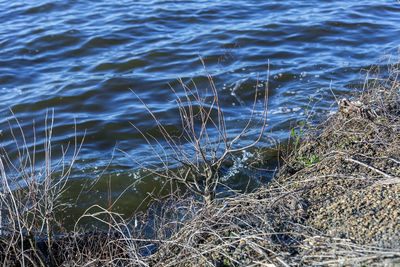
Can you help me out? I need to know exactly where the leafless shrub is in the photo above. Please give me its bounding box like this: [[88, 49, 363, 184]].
[[131, 57, 269, 205], [0, 110, 83, 266]]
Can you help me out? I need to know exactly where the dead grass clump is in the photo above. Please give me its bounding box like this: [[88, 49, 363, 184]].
[[145, 187, 309, 266]]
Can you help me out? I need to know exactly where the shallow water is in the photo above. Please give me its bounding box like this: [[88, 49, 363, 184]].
[[1, 0, 400, 223]]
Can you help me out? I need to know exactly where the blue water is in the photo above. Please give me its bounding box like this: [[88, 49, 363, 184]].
[[1, 0, 400, 218]]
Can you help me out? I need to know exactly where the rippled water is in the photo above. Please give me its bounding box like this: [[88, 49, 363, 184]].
[[1, 0, 400, 222]]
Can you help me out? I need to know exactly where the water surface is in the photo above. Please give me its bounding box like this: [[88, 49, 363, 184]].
[[1, 0, 400, 222]]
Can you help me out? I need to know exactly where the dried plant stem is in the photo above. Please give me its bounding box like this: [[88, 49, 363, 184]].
[[131, 58, 270, 205]]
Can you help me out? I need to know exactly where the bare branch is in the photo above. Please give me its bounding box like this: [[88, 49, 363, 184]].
[[131, 58, 269, 205]]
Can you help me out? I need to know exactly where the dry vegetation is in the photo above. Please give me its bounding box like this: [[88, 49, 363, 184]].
[[130, 57, 269, 205], [0, 111, 84, 266], [1, 60, 400, 266]]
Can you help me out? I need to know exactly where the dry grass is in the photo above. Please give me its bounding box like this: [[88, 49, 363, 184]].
[[143, 186, 400, 266]]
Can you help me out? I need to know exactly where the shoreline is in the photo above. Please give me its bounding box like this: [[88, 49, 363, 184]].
[[1, 63, 400, 266]]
